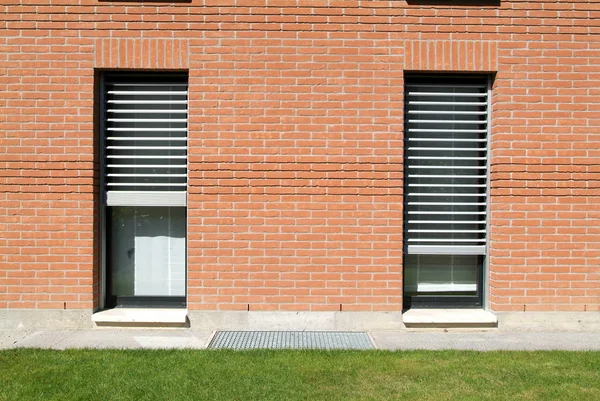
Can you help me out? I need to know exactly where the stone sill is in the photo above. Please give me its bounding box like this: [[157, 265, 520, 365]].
[[403, 309, 498, 328], [92, 308, 188, 328]]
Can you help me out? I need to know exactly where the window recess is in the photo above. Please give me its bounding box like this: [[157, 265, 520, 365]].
[[101, 72, 188, 308], [403, 75, 490, 308]]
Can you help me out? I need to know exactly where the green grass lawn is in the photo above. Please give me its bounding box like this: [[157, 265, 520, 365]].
[[1, 349, 599, 400]]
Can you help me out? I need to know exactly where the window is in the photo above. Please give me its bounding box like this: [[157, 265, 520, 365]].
[[101, 72, 188, 308], [403, 74, 490, 308]]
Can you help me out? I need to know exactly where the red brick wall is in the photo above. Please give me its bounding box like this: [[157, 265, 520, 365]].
[[0, 1, 598, 313]]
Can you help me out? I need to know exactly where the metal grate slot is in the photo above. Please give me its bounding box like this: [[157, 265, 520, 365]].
[[208, 331, 374, 350]]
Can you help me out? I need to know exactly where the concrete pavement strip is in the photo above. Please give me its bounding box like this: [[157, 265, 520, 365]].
[[1, 329, 599, 351], [368, 331, 600, 351]]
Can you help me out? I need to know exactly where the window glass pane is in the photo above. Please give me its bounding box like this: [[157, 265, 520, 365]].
[[109, 207, 135, 296], [109, 206, 186, 297], [404, 254, 480, 295]]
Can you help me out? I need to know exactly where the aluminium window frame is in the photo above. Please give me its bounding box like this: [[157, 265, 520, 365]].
[[98, 71, 189, 310], [402, 74, 492, 310]]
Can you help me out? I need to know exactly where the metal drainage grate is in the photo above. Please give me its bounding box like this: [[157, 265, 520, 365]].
[[208, 331, 374, 350]]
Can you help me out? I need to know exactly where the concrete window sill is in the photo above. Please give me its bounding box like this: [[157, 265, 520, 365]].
[[402, 309, 498, 328], [92, 308, 188, 328]]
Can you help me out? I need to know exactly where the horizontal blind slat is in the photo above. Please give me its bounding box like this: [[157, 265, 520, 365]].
[[107, 128, 187, 132], [405, 83, 486, 89], [407, 92, 487, 97], [106, 146, 187, 150], [408, 139, 487, 143], [107, 155, 187, 159], [107, 183, 188, 187], [408, 120, 485, 124], [107, 100, 187, 104], [408, 174, 487, 179], [408, 110, 487, 115], [107, 164, 187, 169], [107, 119, 188, 123], [408, 101, 487, 106], [107, 174, 187, 178], [408, 229, 487, 233], [106, 191, 187, 207], [407, 238, 486, 243], [408, 220, 487, 224], [408, 184, 487, 188], [408, 165, 487, 169], [408, 156, 487, 160], [408, 147, 487, 151], [407, 245, 486, 255], [107, 90, 188, 95], [407, 202, 487, 206], [406, 211, 486, 215], [107, 109, 187, 114], [407, 193, 487, 197], [106, 137, 188, 141]]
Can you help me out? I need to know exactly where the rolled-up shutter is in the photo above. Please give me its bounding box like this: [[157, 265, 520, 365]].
[[404, 76, 489, 256], [103, 74, 188, 207]]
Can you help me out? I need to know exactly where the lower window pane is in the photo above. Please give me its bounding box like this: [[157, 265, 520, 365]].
[[404, 254, 480, 296], [109, 206, 186, 297]]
